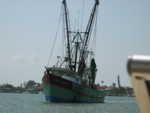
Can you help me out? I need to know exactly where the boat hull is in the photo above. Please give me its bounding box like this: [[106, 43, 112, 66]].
[[42, 74, 106, 103]]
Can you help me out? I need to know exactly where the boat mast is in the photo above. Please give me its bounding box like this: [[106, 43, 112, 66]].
[[78, 0, 99, 74], [62, 0, 72, 70], [72, 31, 83, 72], [82, 0, 99, 60]]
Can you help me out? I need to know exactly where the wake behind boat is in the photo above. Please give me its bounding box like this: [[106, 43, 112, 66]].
[[42, 0, 107, 103]]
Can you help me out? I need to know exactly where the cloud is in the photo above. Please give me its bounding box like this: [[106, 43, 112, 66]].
[[1, 53, 40, 67], [0, 53, 44, 86], [14, 53, 38, 62]]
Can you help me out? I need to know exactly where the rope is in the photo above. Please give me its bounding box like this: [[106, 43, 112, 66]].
[[47, 5, 63, 67], [50, 27, 66, 66]]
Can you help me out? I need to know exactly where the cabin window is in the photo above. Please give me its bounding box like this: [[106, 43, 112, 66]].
[[59, 71, 65, 75]]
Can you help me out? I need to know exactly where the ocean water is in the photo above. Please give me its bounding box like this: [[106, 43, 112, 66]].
[[0, 93, 140, 113]]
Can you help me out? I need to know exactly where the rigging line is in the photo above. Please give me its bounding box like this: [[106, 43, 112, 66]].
[[62, 9, 66, 57], [77, 11, 80, 31], [62, 11, 69, 66], [92, 7, 98, 58], [62, 5, 71, 62], [62, 8, 69, 67], [80, 1, 99, 60], [51, 18, 66, 66], [50, 39, 65, 66], [61, 15, 65, 65], [84, 17, 95, 56], [86, 5, 99, 56], [74, 19, 77, 32], [81, 0, 85, 31], [60, 12, 65, 66], [65, 6, 75, 39], [47, 5, 63, 67], [94, 7, 98, 58], [70, 16, 76, 32]]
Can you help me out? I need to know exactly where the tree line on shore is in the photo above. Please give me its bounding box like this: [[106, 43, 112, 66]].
[[0, 80, 42, 93]]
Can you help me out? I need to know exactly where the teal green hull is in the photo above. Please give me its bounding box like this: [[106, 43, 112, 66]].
[[42, 73, 107, 103], [44, 83, 106, 103]]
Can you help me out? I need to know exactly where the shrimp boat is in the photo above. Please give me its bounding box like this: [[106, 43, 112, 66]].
[[42, 0, 107, 103]]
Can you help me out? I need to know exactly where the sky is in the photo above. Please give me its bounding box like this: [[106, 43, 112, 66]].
[[0, 0, 150, 87]]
